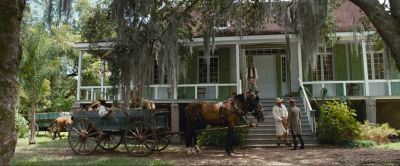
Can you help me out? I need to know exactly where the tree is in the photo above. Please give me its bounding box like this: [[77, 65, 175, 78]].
[[349, 0, 400, 70], [20, 24, 55, 144], [0, 0, 25, 165]]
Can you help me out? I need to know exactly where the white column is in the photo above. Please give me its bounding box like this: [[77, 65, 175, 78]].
[[297, 38, 303, 82], [362, 40, 370, 96], [100, 60, 105, 98], [235, 44, 242, 94], [77, 51, 83, 101]]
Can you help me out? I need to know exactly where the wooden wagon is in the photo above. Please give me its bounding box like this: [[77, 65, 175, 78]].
[[27, 112, 71, 135], [68, 108, 170, 156]]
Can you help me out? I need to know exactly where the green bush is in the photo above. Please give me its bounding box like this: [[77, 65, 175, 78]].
[[197, 126, 249, 147], [359, 121, 398, 144], [15, 111, 29, 138], [317, 101, 361, 144], [343, 140, 376, 148]]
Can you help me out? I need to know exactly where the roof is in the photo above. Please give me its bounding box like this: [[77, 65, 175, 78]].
[[193, 0, 368, 37]]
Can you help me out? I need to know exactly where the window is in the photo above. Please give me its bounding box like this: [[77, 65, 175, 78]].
[[313, 48, 334, 81], [281, 56, 287, 83], [153, 60, 168, 84], [367, 49, 385, 79], [198, 50, 219, 83]]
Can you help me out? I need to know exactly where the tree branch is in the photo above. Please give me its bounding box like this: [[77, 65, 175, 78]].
[[389, 0, 400, 23], [349, 0, 400, 70]]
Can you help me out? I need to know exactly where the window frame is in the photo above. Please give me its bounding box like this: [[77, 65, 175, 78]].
[[313, 48, 334, 81], [197, 50, 220, 83], [367, 48, 385, 80]]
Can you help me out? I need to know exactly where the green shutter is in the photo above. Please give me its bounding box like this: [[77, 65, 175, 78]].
[[334, 44, 347, 96], [334, 44, 347, 80], [350, 45, 363, 80], [276, 55, 282, 97], [179, 49, 197, 99], [218, 48, 231, 100]]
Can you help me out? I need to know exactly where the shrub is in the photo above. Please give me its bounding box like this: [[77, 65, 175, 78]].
[[343, 140, 376, 148], [359, 121, 398, 144], [197, 127, 249, 147], [15, 111, 29, 138], [317, 101, 361, 144]]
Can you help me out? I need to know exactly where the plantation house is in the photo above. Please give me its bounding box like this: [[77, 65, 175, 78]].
[[73, 1, 400, 137]]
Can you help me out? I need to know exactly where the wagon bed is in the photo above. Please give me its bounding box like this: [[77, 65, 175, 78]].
[[68, 108, 170, 156]]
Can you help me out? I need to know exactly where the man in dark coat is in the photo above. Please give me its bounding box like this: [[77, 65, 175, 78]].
[[287, 99, 304, 150]]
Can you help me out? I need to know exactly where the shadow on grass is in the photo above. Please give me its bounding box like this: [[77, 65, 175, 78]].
[[12, 156, 176, 166]]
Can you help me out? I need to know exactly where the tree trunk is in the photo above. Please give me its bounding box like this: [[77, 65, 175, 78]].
[[0, 0, 25, 165], [349, 0, 400, 70], [29, 96, 37, 144]]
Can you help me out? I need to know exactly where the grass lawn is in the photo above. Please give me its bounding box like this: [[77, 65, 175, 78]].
[[374, 142, 400, 151], [12, 133, 176, 166]]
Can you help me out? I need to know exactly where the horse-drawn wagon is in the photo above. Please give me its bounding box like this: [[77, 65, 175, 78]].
[[27, 112, 71, 135], [68, 108, 170, 156]]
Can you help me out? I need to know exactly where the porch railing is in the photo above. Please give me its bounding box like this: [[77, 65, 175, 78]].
[[302, 79, 400, 97], [78, 83, 238, 101], [298, 78, 316, 133]]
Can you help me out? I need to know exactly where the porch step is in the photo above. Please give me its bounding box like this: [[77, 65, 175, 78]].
[[245, 98, 318, 147]]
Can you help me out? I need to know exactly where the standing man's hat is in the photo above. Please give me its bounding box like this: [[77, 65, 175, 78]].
[[274, 97, 283, 103], [288, 99, 295, 103]]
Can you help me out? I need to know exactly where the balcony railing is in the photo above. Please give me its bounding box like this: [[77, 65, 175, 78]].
[[302, 79, 400, 97], [78, 83, 238, 101]]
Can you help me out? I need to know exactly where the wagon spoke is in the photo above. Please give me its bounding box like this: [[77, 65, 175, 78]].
[[87, 132, 99, 137], [130, 130, 139, 137], [87, 124, 95, 132], [72, 140, 81, 149], [78, 141, 83, 152]]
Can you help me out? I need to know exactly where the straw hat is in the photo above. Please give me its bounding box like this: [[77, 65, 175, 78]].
[[288, 99, 296, 103], [90, 101, 100, 107], [98, 97, 105, 101], [274, 97, 283, 103]]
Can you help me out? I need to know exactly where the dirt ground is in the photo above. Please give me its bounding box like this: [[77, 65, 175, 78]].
[[14, 143, 400, 165]]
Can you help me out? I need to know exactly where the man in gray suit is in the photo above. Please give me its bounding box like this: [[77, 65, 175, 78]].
[[287, 99, 304, 150]]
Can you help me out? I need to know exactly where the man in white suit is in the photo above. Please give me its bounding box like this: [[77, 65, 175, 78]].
[[272, 97, 290, 147]]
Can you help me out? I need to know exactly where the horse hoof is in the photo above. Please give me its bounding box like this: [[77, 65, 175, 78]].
[[227, 152, 234, 157]]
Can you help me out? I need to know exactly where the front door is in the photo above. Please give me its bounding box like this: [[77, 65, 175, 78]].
[[253, 55, 276, 98]]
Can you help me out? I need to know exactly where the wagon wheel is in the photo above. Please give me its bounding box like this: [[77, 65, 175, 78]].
[[68, 118, 99, 155], [154, 127, 171, 152], [124, 121, 157, 157], [97, 132, 122, 151]]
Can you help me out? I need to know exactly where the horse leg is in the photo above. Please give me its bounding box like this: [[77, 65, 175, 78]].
[[58, 129, 62, 140], [193, 132, 201, 153], [225, 128, 234, 156], [185, 129, 194, 155]]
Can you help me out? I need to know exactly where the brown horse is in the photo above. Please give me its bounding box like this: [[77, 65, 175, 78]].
[[184, 92, 264, 156], [48, 117, 72, 140]]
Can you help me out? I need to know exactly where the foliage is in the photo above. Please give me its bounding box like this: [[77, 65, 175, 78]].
[[342, 140, 376, 148], [317, 101, 361, 144], [374, 142, 400, 151], [359, 121, 398, 144], [197, 127, 249, 147], [15, 111, 29, 138]]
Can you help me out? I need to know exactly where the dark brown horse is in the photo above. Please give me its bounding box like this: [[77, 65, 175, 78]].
[[184, 92, 264, 156], [48, 117, 72, 140]]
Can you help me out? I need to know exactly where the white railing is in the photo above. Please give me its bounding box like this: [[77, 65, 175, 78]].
[[80, 86, 114, 101], [151, 83, 237, 100], [302, 79, 400, 97], [298, 78, 316, 133], [79, 83, 238, 101]]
